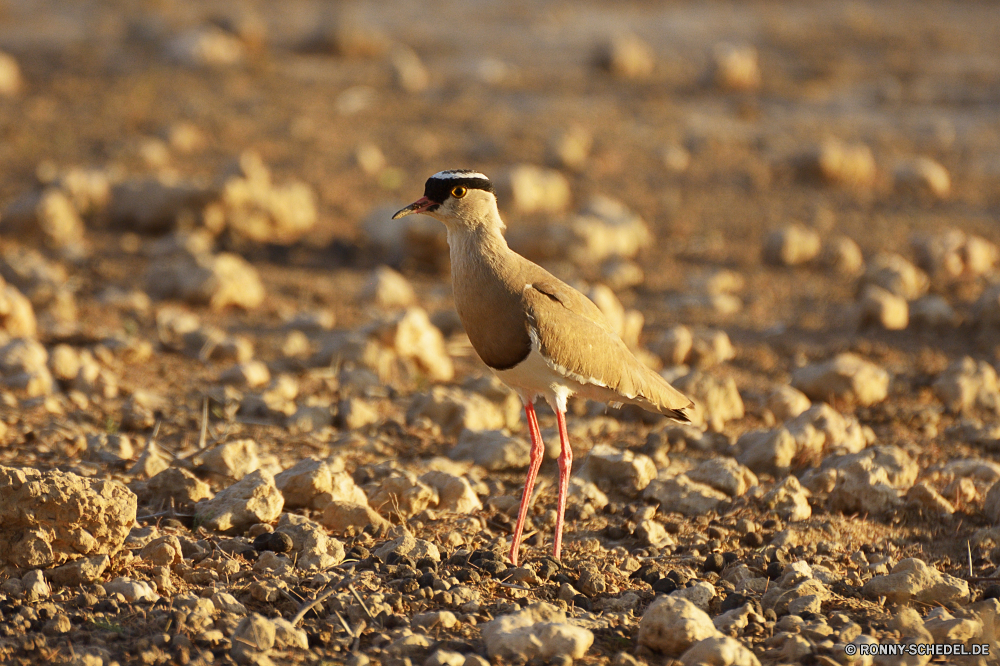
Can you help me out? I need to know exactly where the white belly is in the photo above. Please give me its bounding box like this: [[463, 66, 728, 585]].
[[494, 344, 623, 413]]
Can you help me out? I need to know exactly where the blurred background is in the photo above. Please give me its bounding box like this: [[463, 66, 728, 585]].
[[0, 0, 998, 435]]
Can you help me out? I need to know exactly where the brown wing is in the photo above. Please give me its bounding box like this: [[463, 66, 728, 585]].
[[522, 279, 692, 420]]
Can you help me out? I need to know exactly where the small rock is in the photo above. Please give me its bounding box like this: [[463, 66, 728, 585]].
[[368, 472, 439, 519], [46, 554, 110, 587], [762, 224, 822, 267], [376, 307, 454, 381], [861, 252, 929, 300], [932, 357, 1000, 414], [712, 43, 761, 91], [644, 474, 729, 516], [337, 396, 379, 430], [762, 476, 812, 522], [895, 156, 950, 199], [420, 470, 483, 513], [767, 385, 811, 421], [413, 610, 459, 631], [109, 177, 213, 233], [374, 533, 440, 563], [146, 250, 265, 310], [501, 164, 572, 215], [648, 325, 693, 366], [550, 125, 593, 171], [361, 266, 416, 309], [595, 33, 655, 79], [689, 329, 737, 368], [579, 444, 657, 496], [194, 469, 284, 534], [828, 458, 902, 515], [481, 602, 594, 661], [671, 581, 716, 611], [736, 428, 798, 475], [0, 280, 37, 338], [318, 500, 388, 534], [674, 371, 744, 432], [802, 139, 876, 188], [104, 576, 158, 603], [906, 482, 954, 515], [686, 458, 758, 497], [862, 558, 969, 605], [390, 45, 430, 93], [819, 235, 865, 275], [220, 361, 271, 388], [231, 614, 276, 662], [450, 429, 530, 470], [201, 439, 261, 480], [910, 295, 957, 328], [275, 513, 345, 570], [0, 465, 136, 569], [637, 596, 721, 656], [791, 353, 889, 406], [274, 457, 334, 509], [0, 52, 22, 95], [144, 467, 213, 506], [0, 338, 53, 396], [680, 636, 761, 666], [168, 26, 245, 67], [858, 286, 908, 330]]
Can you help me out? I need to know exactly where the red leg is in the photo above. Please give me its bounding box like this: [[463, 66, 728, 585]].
[[552, 407, 573, 561], [509, 401, 544, 566]]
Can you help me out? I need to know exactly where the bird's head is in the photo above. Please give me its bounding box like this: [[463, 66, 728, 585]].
[[393, 170, 501, 231]]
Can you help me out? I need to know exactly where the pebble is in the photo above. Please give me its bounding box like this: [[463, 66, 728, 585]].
[[275, 512, 345, 569], [680, 635, 762, 666], [766, 385, 811, 421], [0, 51, 21, 95], [578, 444, 657, 496], [804, 139, 877, 188], [644, 474, 728, 516], [932, 357, 999, 413], [862, 558, 969, 605], [361, 266, 416, 309], [595, 33, 655, 79], [0, 465, 135, 569], [274, 457, 335, 509], [200, 438, 261, 480], [828, 458, 903, 515], [146, 249, 266, 311], [420, 470, 483, 513], [858, 285, 909, 330], [449, 429, 530, 470], [501, 164, 572, 215], [763, 224, 822, 267], [909, 294, 957, 328], [894, 156, 951, 199], [142, 467, 214, 506], [674, 371, 745, 432], [390, 45, 429, 93], [761, 476, 812, 522], [712, 43, 761, 91], [637, 596, 721, 656], [194, 469, 284, 533], [861, 252, 929, 300], [819, 235, 865, 275], [481, 602, 594, 661], [686, 457, 758, 497], [791, 353, 889, 406]]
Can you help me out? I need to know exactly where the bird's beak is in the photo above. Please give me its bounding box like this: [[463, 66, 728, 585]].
[[392, 196, 435, 219]]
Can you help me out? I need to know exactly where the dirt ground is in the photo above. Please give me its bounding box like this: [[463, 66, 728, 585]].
[[1, 1, 1000, 665]]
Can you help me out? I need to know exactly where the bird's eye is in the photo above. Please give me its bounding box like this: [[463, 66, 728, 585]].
[[451, 186, 468, 199]]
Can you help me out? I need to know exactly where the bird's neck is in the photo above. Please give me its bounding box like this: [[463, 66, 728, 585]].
[[446, 218, 512, 279]]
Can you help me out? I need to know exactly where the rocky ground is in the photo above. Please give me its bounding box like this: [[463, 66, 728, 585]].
[[1, 1, 1000, 665]]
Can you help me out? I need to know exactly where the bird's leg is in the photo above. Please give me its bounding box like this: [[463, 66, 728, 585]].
[[552, 406, 573, 561], [510, 401, 544, 566]]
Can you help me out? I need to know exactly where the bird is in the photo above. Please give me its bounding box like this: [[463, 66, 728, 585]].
[[393, 169, 692, 566]]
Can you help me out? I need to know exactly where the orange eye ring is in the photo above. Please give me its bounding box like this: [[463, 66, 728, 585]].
[[451, 186, 468, 199]]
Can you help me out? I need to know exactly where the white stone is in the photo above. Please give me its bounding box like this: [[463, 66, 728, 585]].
[[481, 602, 594, 661], [791, 353, 889, 406], [195, 469, 284, 533], [579, 444, 657, 496], [686, 458, 758, 497], [680, 635, 761, 666], [637, 596, 721, 656], [644, 474, 729, 517]]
